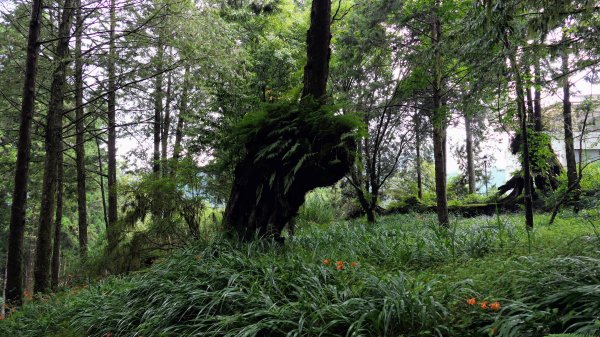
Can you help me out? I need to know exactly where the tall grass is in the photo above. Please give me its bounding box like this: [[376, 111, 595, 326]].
[[1, 213, 599, 337]]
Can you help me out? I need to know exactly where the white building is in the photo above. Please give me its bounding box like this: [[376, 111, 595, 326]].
[[547, 95, 600, 167]]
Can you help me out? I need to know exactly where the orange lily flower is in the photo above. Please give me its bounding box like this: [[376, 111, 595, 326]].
[[490, 301, 501, 311]]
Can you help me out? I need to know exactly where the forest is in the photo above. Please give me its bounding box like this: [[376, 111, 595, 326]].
[[1, 0, 600, 336]]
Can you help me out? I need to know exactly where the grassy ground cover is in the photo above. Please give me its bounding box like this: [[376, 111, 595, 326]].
[[1, 211, 599, 337]]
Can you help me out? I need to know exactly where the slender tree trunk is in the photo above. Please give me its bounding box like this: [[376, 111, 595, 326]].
[[4, 0, 43, 307], [368, 185, 378, 223], [161, 62, 173, 174], [415, 114, 423, 199], [301, 0, 331, 100], [153, 43, 164, 175], [172, 66, 190, 167], [96, 137, 109, 229], [533, 62, 543, 132], [503, 32, 534, 230], [34, 0, 74, 294], [526, 87, 535, 122], [465, 112, 476, 194], [431, 3, 449, 227], [74, 0, 88, 258], [107, 0, 118, 251], [51, 147, 64, 291], [561, 45, 580, 208]]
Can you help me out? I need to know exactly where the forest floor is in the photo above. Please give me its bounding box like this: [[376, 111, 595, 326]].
[[1, 211, 599, 337]]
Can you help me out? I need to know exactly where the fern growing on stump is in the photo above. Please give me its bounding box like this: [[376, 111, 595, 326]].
[[223, 0, 358, 240], [224, 101, 359, 240]]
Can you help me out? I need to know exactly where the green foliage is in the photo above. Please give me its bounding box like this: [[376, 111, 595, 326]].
[[580, 162, 600, 193], [526, 131, 557, 177], [297, 187, 342, 225], [230, 99, 363, 195], [385, 162, 437, 202], [2, 213, 600, 336]]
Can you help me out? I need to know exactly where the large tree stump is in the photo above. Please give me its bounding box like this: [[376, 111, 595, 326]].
[[223, 102, 357, 241]]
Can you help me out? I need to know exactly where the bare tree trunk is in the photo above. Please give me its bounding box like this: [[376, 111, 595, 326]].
[[51, 147, 64, 291], [107, 0, 118, 251], [96, 137, 109, 229], [74, 0, 88, 258], [172, 65, 190, 166], [301, 0, 331, 100], [561, 45, 580, 210], [526, 87, 535, 122], [503, 32, 534, 230], [533, 62, 543, 132], [431, 3, 449, 227], [465, 112, 476, 194], [161, 61, 173, 174], [4, 0, 44, 307], [415, 114, 423, 199], [153, 43, 164, 175], [34, 0, 74, 294]]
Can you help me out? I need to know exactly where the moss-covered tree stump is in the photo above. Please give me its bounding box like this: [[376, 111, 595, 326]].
[[223, 101, 358, 241]]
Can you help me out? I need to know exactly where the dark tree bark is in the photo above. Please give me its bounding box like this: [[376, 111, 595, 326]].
[[533, 63, 543, 132], [96, 137, 109, 229], [526, 86, 535, 121], [502, 32, 534, 230], [173, 65, 190, 167], [4, 0, 43, 307], [414, 114, 423, 199], [161, 61, 173, 174], [51, 147, 64, 291], [107, 0, 118, 251], [153, 43, 164, 175], [465, 112, 476, 194], [74, 0, 88, 258], [223, 0, 355, 240], [431, 4, 449, 227], [34, 0, 75, 293], [301, 0, 331, 100], [561, 45, 580, 208]]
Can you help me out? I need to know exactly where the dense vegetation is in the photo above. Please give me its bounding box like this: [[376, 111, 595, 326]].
[[1, 211, 600, 336], [1, 0, 600, 335]]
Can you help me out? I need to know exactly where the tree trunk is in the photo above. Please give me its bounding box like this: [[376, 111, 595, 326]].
[[34, 0, 74, 294], [74, 0, 88, 258], [368, 185, 379, 224], [223, 0, 355, 240], [415, 114, 423, 199], [96, 137, 109, 229], [51, 147, 64, 291], [526, 86, 535, 121], [431, 4, 449, 227], [301, 0, 331, 100], [153, 43, 164, 175], [172, 65, 189, 166], [533, 63, 543, 132], [107, 0, 118, 251], [4, 0, 43, 307], [465, 112, 476, 194], [503, 32, 534, 230], [161, 60, 173, 174], [561, 45, 580, 209]]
